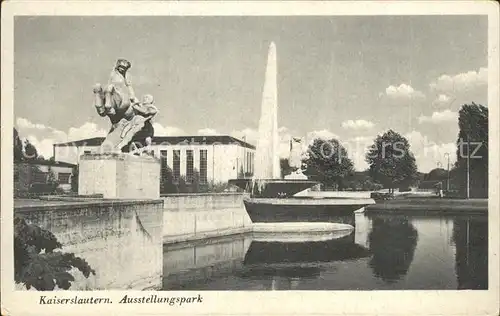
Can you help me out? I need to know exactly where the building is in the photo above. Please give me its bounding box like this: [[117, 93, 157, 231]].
[[14, 159, 76, 194], [53, 135, 256, 184]]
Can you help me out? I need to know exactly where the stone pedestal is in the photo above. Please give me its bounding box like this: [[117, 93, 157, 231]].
[[78, 153, 160, 199]]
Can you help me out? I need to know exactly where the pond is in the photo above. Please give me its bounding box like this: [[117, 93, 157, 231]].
[[162, 212, 488, 290]]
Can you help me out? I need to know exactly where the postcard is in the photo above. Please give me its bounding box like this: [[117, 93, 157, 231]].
[[1, 1, 499, 315]]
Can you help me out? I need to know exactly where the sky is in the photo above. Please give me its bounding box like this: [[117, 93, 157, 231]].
[[14, 16, 488, 172]]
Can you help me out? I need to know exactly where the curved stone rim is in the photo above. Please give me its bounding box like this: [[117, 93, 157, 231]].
[[251, 222, 354, 242]]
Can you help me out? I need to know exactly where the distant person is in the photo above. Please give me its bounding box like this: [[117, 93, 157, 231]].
[[436, 182, 443, 198]]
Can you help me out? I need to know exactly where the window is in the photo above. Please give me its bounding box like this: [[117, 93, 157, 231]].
[[84, 150, 91, 154], [160, 150, 168, 174], [33, 171, 47, 183], [58, 172, 71, 184], [173, 150, 181, 182], [199, 150, 208, 184], [186, 150, 194, 183]]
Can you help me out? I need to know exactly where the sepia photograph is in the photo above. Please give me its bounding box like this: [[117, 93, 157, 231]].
[[1, 1, 499, 316]]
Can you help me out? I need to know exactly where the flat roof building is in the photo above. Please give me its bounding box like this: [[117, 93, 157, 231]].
[[53, 135, 256, 185]]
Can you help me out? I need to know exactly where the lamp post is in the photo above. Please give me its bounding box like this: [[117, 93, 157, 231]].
[[444, 153, 450, 191], [466, 136, 471, 199]]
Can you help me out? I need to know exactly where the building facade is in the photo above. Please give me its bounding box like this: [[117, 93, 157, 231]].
[[14, 160, 76, 194], [53, 135, 256, 184]]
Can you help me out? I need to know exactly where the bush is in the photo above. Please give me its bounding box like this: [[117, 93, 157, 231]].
[[370, 192, 395, 201], [14, 216, 95, 290], [177, 176, 189, 193]]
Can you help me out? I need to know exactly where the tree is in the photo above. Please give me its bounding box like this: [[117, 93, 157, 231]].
[[47, 166, 59, 193], [160, 165, 177, 194], [238, 165, 245, 179], [365, 130, 418, 193], [424, 168, 448, 181], [14, 216, 95, 290], [454, 103, 488, 198], [303, 138, 354, 190], [23, 139, 38, 160], [191, 169, 201, 193], [14, 128, 24, 162], [71, 165, 79, 193]]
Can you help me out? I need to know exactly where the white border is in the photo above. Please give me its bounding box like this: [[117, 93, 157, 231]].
[[2, 2, 499, 316]]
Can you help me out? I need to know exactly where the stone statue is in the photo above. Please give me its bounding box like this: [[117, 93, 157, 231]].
[[285, 137, 308, 180], [93, 59, 158, 154]]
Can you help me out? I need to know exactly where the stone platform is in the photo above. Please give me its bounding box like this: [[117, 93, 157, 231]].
[[78, 152, 160, 199]]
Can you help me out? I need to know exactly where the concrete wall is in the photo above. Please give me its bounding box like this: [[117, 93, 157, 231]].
[[14, 199, 163, 290], [163, 235, 251, 289], [162, 193, 253, 244]]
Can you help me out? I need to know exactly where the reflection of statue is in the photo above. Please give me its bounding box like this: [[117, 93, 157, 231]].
[[284, 137, 307, 180], [368, 217, 418, 283], [93, 59, 158, 154]]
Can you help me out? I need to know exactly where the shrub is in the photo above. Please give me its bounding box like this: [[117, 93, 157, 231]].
[[14, 216, 95, 290]]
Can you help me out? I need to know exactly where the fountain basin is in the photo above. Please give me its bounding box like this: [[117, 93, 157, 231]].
[[244, 197, 375, 223], [252, 222, 354, 242], [228, 178, 318, 198]]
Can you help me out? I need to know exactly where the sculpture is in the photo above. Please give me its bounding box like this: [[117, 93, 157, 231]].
[[93, 59, 158, 154], [285, 137, 308, 180]]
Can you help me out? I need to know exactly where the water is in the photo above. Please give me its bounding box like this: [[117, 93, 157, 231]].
[[162, 213, 488, 290]]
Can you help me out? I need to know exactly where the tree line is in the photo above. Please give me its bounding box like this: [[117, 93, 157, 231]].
[[282, 103, 488, 197]]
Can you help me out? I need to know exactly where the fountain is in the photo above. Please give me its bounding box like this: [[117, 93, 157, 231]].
[[229, 42, 374, 225]]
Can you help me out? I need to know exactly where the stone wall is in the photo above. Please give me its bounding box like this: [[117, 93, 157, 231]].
[[14, 199, 163, 290], [162, 193, 253, 244]]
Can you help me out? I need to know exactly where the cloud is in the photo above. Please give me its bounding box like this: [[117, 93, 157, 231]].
[[379, 83, 425, 100], [341, 119, 375, 130], [430, 67, 487, 92], [405, 130, 456, 173], [306, 129, 339, 143], [67, 122, 107, 141], [197, 128, 220, 136], [16, 117, 47, 130], [432, 94, 453, 107], [153, 123, 185, 136], [418, 110, 458, 124], [15, 118, 110, 158], [231, 128, 259, 145], [25, 135, 57, 159]]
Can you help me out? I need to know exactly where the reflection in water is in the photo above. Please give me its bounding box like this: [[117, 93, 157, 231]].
[[452, 217, 488, 289], [162, 213, 488, 290], [239, 234, 371, 290], [368, 217, 419, 284]]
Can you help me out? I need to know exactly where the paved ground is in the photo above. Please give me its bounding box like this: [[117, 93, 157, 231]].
[[365, 197, 488, 214]]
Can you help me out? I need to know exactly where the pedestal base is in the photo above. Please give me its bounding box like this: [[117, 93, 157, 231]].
[[78, 152, 160, 199]]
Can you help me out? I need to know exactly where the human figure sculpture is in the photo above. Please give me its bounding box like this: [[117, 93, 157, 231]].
[[285, 137, 308, 180], [93, 59, 158, 154]]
